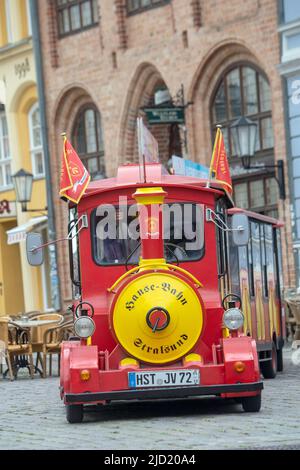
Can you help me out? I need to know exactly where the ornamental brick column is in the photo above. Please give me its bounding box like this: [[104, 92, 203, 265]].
[[191, 0, 202, 28], [115, 0, 127, 51], [46, 0, 59, 68]]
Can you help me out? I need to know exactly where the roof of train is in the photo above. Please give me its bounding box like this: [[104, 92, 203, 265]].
[[84, 163, 231, 198], [80, 163, 283, 226], [228, 207, 284, 227]]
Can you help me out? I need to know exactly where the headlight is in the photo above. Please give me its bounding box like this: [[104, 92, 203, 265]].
[[223, 308, 244, 331], [74, 316, 95, 338]]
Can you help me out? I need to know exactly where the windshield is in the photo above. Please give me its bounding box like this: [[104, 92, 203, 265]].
[[91, 202, 204, 266]]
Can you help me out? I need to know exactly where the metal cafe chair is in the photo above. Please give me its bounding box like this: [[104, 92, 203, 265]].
[[26, 311, 42, 319], [30, 313, 64, 373], [42, 320, 74, 378], [0, 318, 34, 380], [285, 299, 300, 347]]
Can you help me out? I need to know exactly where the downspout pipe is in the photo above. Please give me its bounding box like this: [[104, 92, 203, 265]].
[[29, 0, 61, 311]]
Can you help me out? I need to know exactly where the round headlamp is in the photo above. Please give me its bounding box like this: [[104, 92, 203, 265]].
[[74, 316, 95, 338], [223, 308, 244, 331]]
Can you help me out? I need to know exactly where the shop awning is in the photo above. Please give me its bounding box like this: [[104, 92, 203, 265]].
[[6, 216, 48, 245]]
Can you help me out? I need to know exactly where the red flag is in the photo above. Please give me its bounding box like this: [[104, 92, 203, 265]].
[[209, 128, 232, 195], [59, 135, 91, 204]]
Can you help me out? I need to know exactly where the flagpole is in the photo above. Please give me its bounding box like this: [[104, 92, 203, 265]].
[[60, 132, 68, 205], [206, 124, 222, 189], [137, 118, 144, 183], [141, 121, 147, 184]]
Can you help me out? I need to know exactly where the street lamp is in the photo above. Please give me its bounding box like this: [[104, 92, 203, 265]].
[[154, 87, 172, 106], [230, 116, 257, 169], [12, 168, 47, 212], [229, 117, 286, 200]]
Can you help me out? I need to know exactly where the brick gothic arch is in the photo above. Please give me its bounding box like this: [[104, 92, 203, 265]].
[[52, 85, 102, 184], [119, 62, 182, 165], [53, 85, 97, 139], [187, 40, 266, 165], [51, 85, 102, 304]]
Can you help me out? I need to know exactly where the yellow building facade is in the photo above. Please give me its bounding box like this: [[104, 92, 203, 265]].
[[0, 0, 51, 317]]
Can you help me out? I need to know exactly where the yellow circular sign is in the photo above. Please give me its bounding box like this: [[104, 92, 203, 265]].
[[112, 272, 203, 364]]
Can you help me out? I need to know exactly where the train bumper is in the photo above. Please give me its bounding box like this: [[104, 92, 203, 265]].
[[61, 336, 263, 406], [64, 381, 263, 404]]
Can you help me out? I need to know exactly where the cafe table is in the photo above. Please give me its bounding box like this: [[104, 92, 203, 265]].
[[13, 319, 59, 328], [6, 319, 61, 377]]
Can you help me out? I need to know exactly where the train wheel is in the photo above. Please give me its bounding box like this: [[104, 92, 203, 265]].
[[241, 394, 261, 412], [277, 347, 284, 372], [260, 342, 277, 379], [66, 404, 83, 424]]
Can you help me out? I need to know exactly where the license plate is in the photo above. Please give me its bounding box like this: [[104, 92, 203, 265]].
[[128, 369, 200, 388]]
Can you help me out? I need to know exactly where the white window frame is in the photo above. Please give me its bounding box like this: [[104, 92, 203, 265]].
[[0, 110, 12, 191], [282, 0, 300, 25], [28, 103, 45, 178], [281, 23, 300, 62], [26, 0, 32, 37], [5, 0, 13, 43]]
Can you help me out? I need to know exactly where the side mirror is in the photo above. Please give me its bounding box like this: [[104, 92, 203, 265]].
[[26, 232, 44, 266], [231, 213, 250, 246]]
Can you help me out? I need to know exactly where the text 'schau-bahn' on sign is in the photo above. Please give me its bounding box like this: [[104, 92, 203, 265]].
[[26, 122, 285, 423]]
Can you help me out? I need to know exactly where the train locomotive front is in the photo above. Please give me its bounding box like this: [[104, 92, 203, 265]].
[[60, 165, 263, 423]]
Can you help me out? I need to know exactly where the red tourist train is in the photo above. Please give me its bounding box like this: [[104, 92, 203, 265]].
[[27, 162, 285, 423]]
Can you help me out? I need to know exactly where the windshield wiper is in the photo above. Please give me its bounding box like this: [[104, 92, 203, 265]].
[[125, 241, 141, 271]]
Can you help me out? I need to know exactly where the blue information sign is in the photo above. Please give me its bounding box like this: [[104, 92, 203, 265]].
[[172, 156, 209, 179]]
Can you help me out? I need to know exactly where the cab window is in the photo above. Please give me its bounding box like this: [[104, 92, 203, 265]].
[[91, 202, 204, 266], [68, 207, 81, 297], [215, 199, 230, 293]]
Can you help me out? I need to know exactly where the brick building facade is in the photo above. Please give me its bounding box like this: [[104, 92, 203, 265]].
[[37, 0, 296, 308]]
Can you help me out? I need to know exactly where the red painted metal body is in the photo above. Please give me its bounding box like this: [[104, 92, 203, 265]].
[[60, 163, 283, 412]]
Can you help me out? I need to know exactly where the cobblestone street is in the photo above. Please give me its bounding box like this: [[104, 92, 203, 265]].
[[0, 348, 299, 450]]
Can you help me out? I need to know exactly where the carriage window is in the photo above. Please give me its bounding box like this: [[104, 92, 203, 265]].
[[228, 229, 241, 296], [92, 203, 204, 266], [248, 239, 254, 297], [261, 224, 268, 298], [249, 221, 262, 297], [274, 228, 283, 298], [264, 224, 274, 297], [238, 245, 248, 285]]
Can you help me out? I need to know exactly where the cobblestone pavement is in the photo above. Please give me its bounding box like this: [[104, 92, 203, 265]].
[[0, 348, 299, 450]]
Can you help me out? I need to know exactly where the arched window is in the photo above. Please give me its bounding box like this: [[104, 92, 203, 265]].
[[211, 64, 277, 218], [72, 106, 105, 179], [143, 84, 183, 163], [0, 104, 12, 189], [212, 64, 273, 156], [28, 103, 45, 177]]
